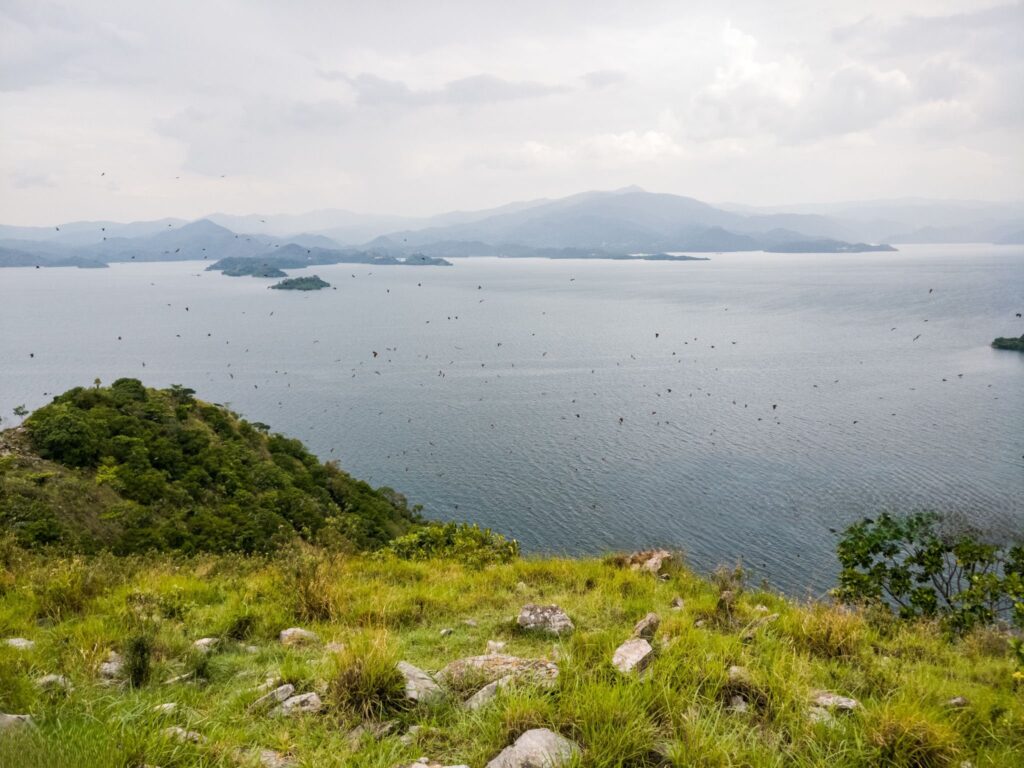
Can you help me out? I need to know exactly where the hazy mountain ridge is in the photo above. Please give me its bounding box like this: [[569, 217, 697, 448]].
[[2, 189, 1021, 268]]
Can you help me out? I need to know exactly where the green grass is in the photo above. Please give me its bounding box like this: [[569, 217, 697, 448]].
[[0, 545, 1021, 767]]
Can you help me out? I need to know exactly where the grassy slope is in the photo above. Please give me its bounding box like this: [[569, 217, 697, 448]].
[[1, 546, 1021, 768]]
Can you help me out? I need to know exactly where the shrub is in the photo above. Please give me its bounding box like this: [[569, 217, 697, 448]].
[[836, 512, 1024, 632], [124, 634, 152, 688], [383, 522, 519, 567], [327, 632, 407, 719], [868, 708, 960, 768]]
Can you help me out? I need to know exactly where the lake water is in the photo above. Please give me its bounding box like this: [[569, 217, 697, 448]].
[[1, 245, 1022, 594]]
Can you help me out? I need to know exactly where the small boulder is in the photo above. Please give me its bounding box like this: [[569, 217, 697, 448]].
[[440, 628, 453, 638], [727, 665, 751, 685], [278, 627, 319, 646], [486, 640, 507, 654], [399, 725, 423, 746], [811, 691, 859, 712], [463, 618, 479, 627], [465, 675, 514, 711], [0, 713, 34, 732], [727, 695, 749, 713], [612, 638, 654, 674], [252, 683, 295, 709], [486, 728, 580, 768], [438, 654, 559, 689], [277, 691, 322, 716], [152, 702, 177, 715], [946, 696, 970, 709], [4, 638, 34, 651], [627, 549, 673, 575], [98, 651, 124, 680], [517, 605, 574, 636], [808, 706, 835, 725], [35, 673, 72, 693], [670, 596, 684, 610], [256, 749, 296, 768], [397, 661, 444, 704], [192, 637, 219, 654], [163, 726, 203, 743], [632, 613, 660, 640]]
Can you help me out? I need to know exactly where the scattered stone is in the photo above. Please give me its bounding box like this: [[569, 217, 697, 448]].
[[256, 676, 280, 692], [463, 619, 479, 627], [670, 596, 684, 610], [694, 619, 706, 628], [440, 628, 453, 638], [465, 675, 514, 710], [244, 644, 261, 654], [517, 604, 574, 635], [399, 725, 423, 746], [347, 719, 398, 747], [99, 651, 124, 680], [193, 637, 219, 653], [153, 702, 177, 715], [946, 696, 970, 709], [0, 713, 34, 732], [255, 749, 296, 768], [632, 613, 660, 640], [727, 695, 749, 713], [324, 642, 346, 653], [626, 549, 673, 575], [163, 726, 203, 743], [486, 728, 580, 768], [438, 654, 559, 689], [4, 638, 34, 651], [727, 665, 751, 685], [276, 691, 322, 716], [612, 638, 655, 674], [401, 760, 470, 768], [164, 672, 194, 685], [397, 661, 444, 704], [252, 683, 295, 709], [486, 640, 507, 654], [35, 673, 72, 692], [811, 691, 859, 712], [278, 627, 319, 646], [807, 706, 835, 725]]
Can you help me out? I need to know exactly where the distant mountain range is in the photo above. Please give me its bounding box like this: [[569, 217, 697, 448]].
[[2, 188, 1020, 269]]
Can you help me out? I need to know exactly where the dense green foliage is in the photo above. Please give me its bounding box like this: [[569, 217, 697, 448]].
[[269, 276, 330, 291], [835, 512, 1024, 632], [0, 380, 419, 554], [382, 522, 520, 567], [0, 543, 1021, 767], [991, 334, 1024, 351]]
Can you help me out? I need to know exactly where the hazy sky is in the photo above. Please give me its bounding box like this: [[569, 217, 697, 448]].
[[1, 0, 1022, 224]]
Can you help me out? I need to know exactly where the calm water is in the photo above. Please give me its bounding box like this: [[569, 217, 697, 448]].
[[1, 245, 1022, 593]]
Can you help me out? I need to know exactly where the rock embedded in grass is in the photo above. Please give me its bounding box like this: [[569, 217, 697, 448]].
[[486, 640, 506, 654], [438, 654, 559, 689], [163, 726, 203, 743], [612, 638, 655, 674], [632, 612, 660, 640], [275, 691, 322, 716], [192, 637, 219, 653], [401, 760, 470, 768], [486, 728, 580, 768], [0, 713, 34, 732], [35, 673, 72, 692], [252, 683, 295, 709], [464, 674, 514, 710], [279, 627, 319, 646], [153, 702, 177, 715], [811, 691, 859, 711], [98, 651, 123, 679], [4, 638, 34, 650], [671, 596, 684, 610], [516, 604, 574, 635], [946, 696, 970, 709], [255, 749, 296, 768], [397, 661, 445, 704], [627, 549, 673, 575]]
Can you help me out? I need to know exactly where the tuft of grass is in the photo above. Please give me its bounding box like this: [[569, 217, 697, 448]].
[[327, 630, 408, 720], [869, 707, 961, 767]]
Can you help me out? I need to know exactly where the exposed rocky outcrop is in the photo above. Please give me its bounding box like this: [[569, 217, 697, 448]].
[[516, 604, 574, 635], [398, 661, 445, 704], [438, 654, 559, 689], [485, 728, 580, 768], [279, 627, 319, 646], [612, 638, 654, 674]]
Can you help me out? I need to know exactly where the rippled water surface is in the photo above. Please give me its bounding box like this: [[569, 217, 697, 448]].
[[2, 245, 1022, 593]]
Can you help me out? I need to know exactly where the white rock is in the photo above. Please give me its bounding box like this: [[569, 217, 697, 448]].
[[612, 638, 654, 674], [397, 661, 444, 704], [632, 613, 660, 640], [465, 675, 514, 711], [4, 638, 34, 651], [193, 637, 219, 653], [486, 728, 580, 768], [252, 683, 295, 709], [670, 596, 684, 610], [0, 713, 34, 732], [99, 651, 124, 679], [36, 673, 72, 692], [727, 665, 751, 685], [256, 749, 296, 768], [946, 696, 970, 709], [153, 702, 177, 715], [516, 605, 574, 635], [440, 628, 453, 638], [163, 726, 203, 743], [728, 695, 749, 713], [808, 706, 836, 725], [164, 672, 194, 685], [277, 691, 322, 716], [628, 549, 673, 574], [486, 640, 507, 654], [811, 691, 859, 712], [463, 618, 479, 627], [400, 725, 423, 746], [278, 627, 319, 646]]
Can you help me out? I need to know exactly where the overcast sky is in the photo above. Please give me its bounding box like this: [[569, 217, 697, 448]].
[[1, 0, 1022, 224]]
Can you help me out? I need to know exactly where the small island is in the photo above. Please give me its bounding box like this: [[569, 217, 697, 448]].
[[269, 275, 330, 291], [992, 334, 1024, 352], [223, 262, 287, 278]]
